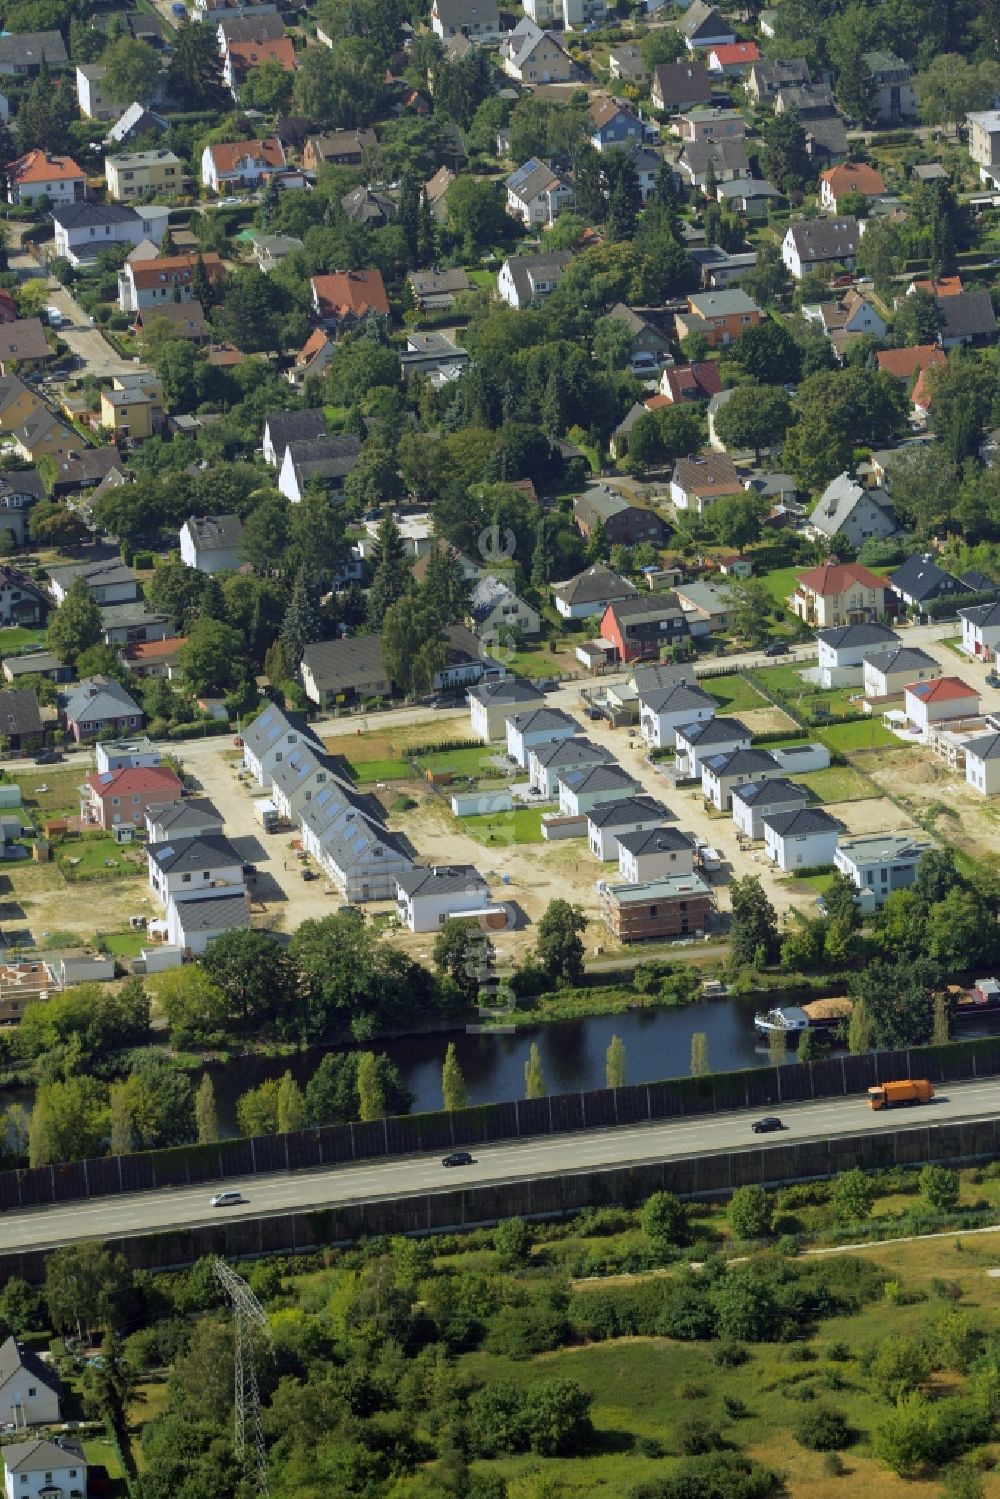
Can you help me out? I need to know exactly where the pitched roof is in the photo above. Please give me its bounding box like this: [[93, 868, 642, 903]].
[[672, 452, 742, 497], [821, 161, 885, 197], [147, 832, 241, 873], [589, 96, 641, 129], [904, 675, 977, 703], [0, 1336, 60, 1396], [809, 472, 890, 536], [731, 777, 808, 808], [284, 433, 362, 485], [763, 806, 844, 837], [396, 863, 487, 897], [264, 407, 326, 453], [616, 824, 693, 854], [587, 794, 669, 827], [1, 1438, 81, 1475], [218, 13, 287, 40], [680, 138, 749, 175], [227, 37, 297, 79], [0, 689, 42, 737], [963, 731, 1000, 762], [9, 150, 84, 185], [863, 643, 938, 677], [876, 344, 945, 380], [888, 553, 961, 601], [87, 765, 182, 800], [0, 30, 67, 66], [501, 249, 573, 304], [959, 599, 1000, 629], [146, 796, 222, 833], [817, 621, 898, 650], [661, 362, 723, 402], [703, 748, 780, 777], [677, 716, 749, 746], [651, 59, 712, 107], [63, 675, 141, 725], [678, 0, 730, 39], [306, 128, 377, 161], [183, 513, 243, 551], [710, 42, 760, 63], [786, 217, 861, 263], [127, 252, 224, 291], [243, 702, 324, 756], [560, 763, 640, 795], [530, 736, 613, 768], [640, 681, 716, 714], [506, 706, 577, 734], [207, 137, 285, 174], [52, 201, 142, 230], [795, 561, 887, 596], [470, 675, 544, 707], [171, 891, 249, 935], [0, 318, 48, 362], [311, 269, 389, 319], [936, 289, 997, 340]]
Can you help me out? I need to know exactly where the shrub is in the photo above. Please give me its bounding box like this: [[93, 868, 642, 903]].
[[713, 1341, 749, 1367], [796, 1406, 851, 1451], [627, 1451, 784, 1499], [675, 1415, 725, 1455]]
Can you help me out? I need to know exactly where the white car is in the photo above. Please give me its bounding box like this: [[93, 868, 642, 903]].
[[210, 1190, 244, 1207], [44, 306, 63, 328]]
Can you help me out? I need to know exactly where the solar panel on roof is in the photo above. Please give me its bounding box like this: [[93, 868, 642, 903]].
[[157, 845, 174, 860]]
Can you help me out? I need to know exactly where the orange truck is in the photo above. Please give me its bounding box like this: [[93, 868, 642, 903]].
[[868, 1079, 934, 1110]]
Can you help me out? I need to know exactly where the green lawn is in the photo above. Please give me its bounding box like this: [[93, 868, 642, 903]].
[[0, 626, 47, 657], [101, 929, 149, 957], [418, 745, 510, 779], [791, 765, 875, 803], [466, 269, 496, 291], [753, 665, 862, 720], [346, 757, 413, 783], [757, 564, 802, 610], [502, 647, 563, 679], [12, 767, 86, 820], [941, 636, 966, 658], [462, 806, 544, 844], [56, 832, 145, 880], [702, 673, 767, 713], [815, 718, 899, 751]]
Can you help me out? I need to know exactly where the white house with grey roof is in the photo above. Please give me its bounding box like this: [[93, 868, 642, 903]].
[[558, 764, 642, 817], [505, 157, 575, 226], [468, 574, 540, 642], [506, 707, 579, 768], [763, 806, 844, 871], [179, 513, 244, 574], [963, 731, 1000, 795], [551, 564, 637, 620], [470, 676, 545, 742], [0, 1338, 61, 1427], [863, 643, 940, 700], [639, 680, 716, 748], [300, 789, 412, 901], [528, 736, 614, 797], [816, 619, 900, 687], [278, 434, 362, 504], [145, 797, 223, 844], [960, 598, 1000, 661], [586, 794, 669, 860], [702, 747, 780, 811], [270, 744, 339, 824], [674, 716, 750, 778], [167, 891, 249, 956], [2, 1436, 84, 1499], [147, 834, 244, 907], [808, 473, 895, 549], [834, 832, 931, 911], [395, 864, 493, 931], [731, 777, 809, 840], [262, 407, 326, 466], [242, 703, 326, 789], [497, 249, 574, 309], [782, 217, 863, 279], [52, 200, 169, 268], [617, 825, 695, 882]]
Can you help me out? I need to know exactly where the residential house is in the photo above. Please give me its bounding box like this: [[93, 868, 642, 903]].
[[677, 106, 747, 143], [7, 150, 85, 206], [469, 574, 540, 643], [201, 137, 286, 193], [676, 289, 762, 346], [310, 269, 389, 329], [0, 688, 41, 753], [399, 329, 469, 385], [136, 303, 208, 344], [2, 651, 68, 685], [967, 109, 1000, 188], [83, 765, 183, 831], [224, 36, 297, 96], [470, 676, 545, 742], [48, 559, 138, 606], [715, 178, 784, 218], [0, 30, 67, 75], [617, 825, 695, 882], [262, 408, 327, 466], [497, 250, 573, 309], [120, 636, 186, 679], [862, 50, 916, 122], [99, 372, 164, 443], [677, 138, 750, 190], [702, 746, 780, 811], [0, 382, 75, 466], [678, 1, 735, 50], [104, 149, 183, 202], [339, 187, 394, 228], [876, 344, 945, 418], [96, 737, 161, 774], [98, 599, 168, 647], [708, 41, 760, 75], [529, 736, 614, 798], [790, 560, 889, 628], [76, 62, 124, 120], [960, 598, 1000, 660], [888, 553, 963, 612], [53, 202, 169, 268], [302, 129, 377, 169], [819, 161, 886, 209], [781, 217, 862, 279], [673, 580, 732, 636], [167, 891, 250, 955], [431, 0, 499, 38], [863, 643, 940, 700], [562, 0, 608, 26], [587, 794, 670, 861], [660, 361, 723, 404], [600, 594, 689, 663], [300, 782, 412, 902], [0, 319, 49, 377], [807, 473, 895, 549], [963, 731, 1000, 795], [277, 433, 362, 503], [834, 832, 930, 911], [117, 252, 225, 313], [395, 865, 493, 932], [639, 680, 716, 748], [731, 777, 809, 841], [816, 620, 899, 687], [506, 707, 579, 768], [179, 514, 244, 574], [589, 97, 645, 153], [763, 806, 844, 871], [690, 245, 758, 288], [745, 56, 809, 105], [407, 267, 471, 312], [504, 158, 575, 226], [777, 85, 849, 162], [650, 60, 712, 114], [145, 797, 223, 844], [0, 569, 45, 630], [0, 470, 42, 546], [1, 1438, 85, 1499], [425, 164, 455, 222], [936, 290, 997, 348], [552, 564, 637, 620], [60, 676, 143, 742], [903, 676, 980, 730], [242, 703, 325, 789], [605, 302, 673, 363], [0, 1337, 61, 1427], [574, 485, 667, 545], [104, 103, 170, 150], [147, 833, 244, 907], [558, 764, 642, 818], [805, 289, 887, 349], [299, 635, 389, 706], [270, 742, 339, 824], [608, 44, 648, 84], [670, 452, 742, 514], [217, 12, 287, 43], [252, 231, 304, 271], [674, 716, 751, 778], [287, 329, 334, 386], [602, 872, 713, 941], [500, 20, 575, 84]]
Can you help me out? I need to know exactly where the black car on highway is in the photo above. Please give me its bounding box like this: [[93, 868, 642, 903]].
[[442, 1150, 474, 1167], [751, 1116, 785, 1134]]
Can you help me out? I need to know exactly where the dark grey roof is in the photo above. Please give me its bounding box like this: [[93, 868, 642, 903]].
[[286, 433, 362, 484], [681, 139, 749, 175], [560, 764, 640, 795], [147, 833, 241, 873], [396, 863, 487, 896], [888, 553, 962, 602], [763, 806, 844, 837], [678, 0, 730, 39], [300, 636, 385, 693], [641, 682, 716, 714], [530, 737, 613, 768], [63, 675, 141, 725], [677, 716, 749, 746], [703, 748, 780, 777], [587, 794, 669, 828], [817, 621, 899, 649], [217, 13, 286, 40], [99, 600, 167, 631], [751, 57, 809, 90], [936, 289, 997, 340], [552, 564, 637, 607], [1, 1438, 82, 1475], [0, 1336, 60, 1395], [172, 892, 249, 934], [964, 731, 1000, 761], [960, 599, 1000, 628], [0, 30, 67, 66], [408, 267, 471, 297], [243, 703, 324, 756], [264, 407, 327, 454], [470, 675, 544, 707], [0, 469, 43, 503], [342, 186, 395, 224], [616, 825, 693, 854], [0, 688, 41, 737], [51, 201, 141, 230], [49, 558, 138, 595], [503, 250, 573, 304], [863, 644, 940, 676], [146, 797, 223, 834], [731, 777, 808, 808], [960, 569, 998, 593], [184, 513, 244, 551], [787, 217, 861, 263], [651, 59, 712, 107], [507, 707, 577, 733]]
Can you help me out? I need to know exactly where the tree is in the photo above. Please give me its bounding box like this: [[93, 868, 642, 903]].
[[535, 899, 587, 985], [760, 106, 811, 192], [592, 314, 633, 372], [45, 1243, 135, 1336], [690, 1032, 710, 1076], [366, 511, 410, 628], [642, 1191, 686, 1253], [713, 385, 794, 462], [179, 617, 248, 695], [194, 1074, 219, 1144], [200, 928, 296, 1036], [167, 18, 226, 108], [356, 1051, 385, 1121], [101, 36, 160, 102], [832, 1166, 877, 1223], [914, 846, 962, 905], [434, 920, 489, 1005], [155, 967, 229, 1047], [928, 353, 996, 466], [728, 1184, 772, 1240], [29, 1076, 108, 1167], [524, 1041, 546, 1099], [847, 995, 871, 1054], [277, 1071, 308, 1134], [494, 1217, 531, 1270], [874, 1393, 935, 1476], [730, 318, 802, 385], [724, 577, 774, 646], [445, 176, 508, 257], [240, 57, 294, 114], [48, 577, 103, 665], [919, 1164, 960, 1213], [729, 875, 779, 968], [279, 567, 322, 670], [441, 1041, 468, 1112], [236, 1078, 280, 1136], [381, 593, 447, 696], [605, 1034, 626, 1090]]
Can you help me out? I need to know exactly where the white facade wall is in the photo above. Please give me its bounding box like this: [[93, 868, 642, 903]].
[[617, 841, 695, 882], [149, 858, 244, 907], [965, 749, 1000, 795], [640, 700, 714, 749], [506, 718, 577, 768], [4, 1456, 84, 1499], [763, 823, 839, 871], [396, 883, 489, 932], [0, 1372, 59, 1428]]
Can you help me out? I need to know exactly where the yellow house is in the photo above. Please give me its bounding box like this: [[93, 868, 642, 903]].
[[0, 374, 78, 463], [105, 149, 183, 202], [100, 373, 164, 443]]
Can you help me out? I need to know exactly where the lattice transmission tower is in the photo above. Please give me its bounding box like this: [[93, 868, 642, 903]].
[[214, 1260, 272, 1497]]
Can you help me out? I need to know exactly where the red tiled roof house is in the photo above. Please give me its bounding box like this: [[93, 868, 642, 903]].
[[310, 269, 390, 330], [790, 560, 889, 629], [201, 137, 286, 193], [903, 675, 980, 732], [83, 764, 184, 829]]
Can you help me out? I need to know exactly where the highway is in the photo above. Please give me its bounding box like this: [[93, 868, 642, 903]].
[[3, 1077, 999, 1253]]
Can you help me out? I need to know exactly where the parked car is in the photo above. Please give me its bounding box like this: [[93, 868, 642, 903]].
[[751, 1116, 785, 1134], [33, 751, 63, 764], [442, 1150, 474, 1167], [764, 641, 789, 657]]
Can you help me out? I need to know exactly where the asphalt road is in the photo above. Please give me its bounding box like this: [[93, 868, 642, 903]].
[[4, 1077, 998, 1253]]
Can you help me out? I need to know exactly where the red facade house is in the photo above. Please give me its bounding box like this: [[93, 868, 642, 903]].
[[84, 765, 184, 829]]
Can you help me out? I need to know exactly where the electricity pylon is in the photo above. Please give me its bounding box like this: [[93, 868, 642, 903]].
[[214, 1260, 271, 1496]]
